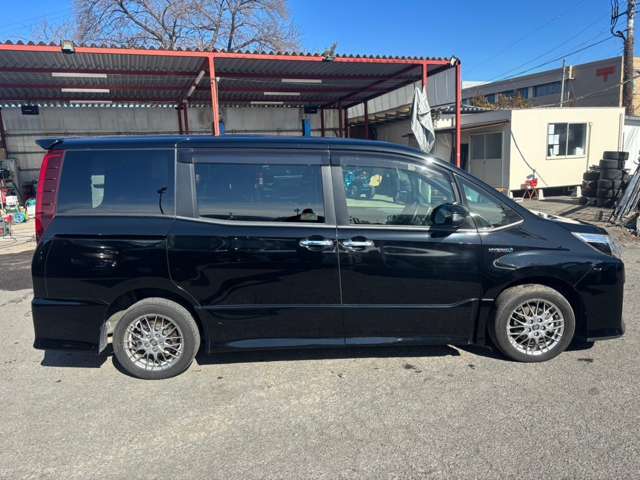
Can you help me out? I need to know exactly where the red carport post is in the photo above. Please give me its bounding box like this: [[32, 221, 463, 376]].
[[422, 62, 428, 92], [320, 108, 325, 137], [455, 60, 462, 168], [208, 55, 221, 136]]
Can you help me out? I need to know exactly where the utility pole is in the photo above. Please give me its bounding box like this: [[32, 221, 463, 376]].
[[612, 0, 636, 115], [623, 0, 636, 115], [560, 59, 566, 107]]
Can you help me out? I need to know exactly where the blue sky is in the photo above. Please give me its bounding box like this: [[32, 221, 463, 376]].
[[0, 0, 628, 82]]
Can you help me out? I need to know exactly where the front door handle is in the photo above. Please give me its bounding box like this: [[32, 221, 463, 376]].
[[341, 239, 375, 251], [299, 238, 334, 251]]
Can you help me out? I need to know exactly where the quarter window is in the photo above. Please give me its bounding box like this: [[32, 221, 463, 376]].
[[194, 163, 325, 223], [459, 178, 521, 229], [547, 123, 587, 157], [341, 161, 456, 226], [57, 150, 174, 215]]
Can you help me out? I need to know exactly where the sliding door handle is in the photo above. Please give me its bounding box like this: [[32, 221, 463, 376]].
[[299, 238, 334, 250], [341, 239, 374, 251]]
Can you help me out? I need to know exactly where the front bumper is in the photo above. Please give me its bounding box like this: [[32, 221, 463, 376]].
[[575, 260, 625, 342], [32, 298, 108, 351]]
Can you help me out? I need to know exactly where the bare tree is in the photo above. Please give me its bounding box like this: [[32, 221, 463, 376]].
[[35, 0, 298, 51]]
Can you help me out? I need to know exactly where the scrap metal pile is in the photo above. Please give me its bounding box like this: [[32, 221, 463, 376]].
[[610, 162, 640, 229]]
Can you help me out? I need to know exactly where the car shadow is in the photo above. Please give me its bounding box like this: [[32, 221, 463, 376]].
[[196, 344, 461, 366], [40, 347, 110, 368]]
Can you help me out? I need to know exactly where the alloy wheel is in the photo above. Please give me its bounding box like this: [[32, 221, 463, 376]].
[[506, 299, 565, 356], [123, 314, 184, 371]]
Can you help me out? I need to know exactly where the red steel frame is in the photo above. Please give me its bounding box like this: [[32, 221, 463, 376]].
[[0, 44, 461, 166]]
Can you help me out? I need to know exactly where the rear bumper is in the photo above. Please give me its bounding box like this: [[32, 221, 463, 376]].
[[32, 298, 107, 351]]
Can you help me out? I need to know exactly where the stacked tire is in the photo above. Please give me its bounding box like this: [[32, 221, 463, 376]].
[[596, 152, 628, 208], [581, 152, 629, 208], [581, 167, 599, 205]]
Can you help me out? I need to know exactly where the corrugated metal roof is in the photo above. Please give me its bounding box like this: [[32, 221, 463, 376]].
[[0, 40, 448, 60], [0, 41, 455, 107]]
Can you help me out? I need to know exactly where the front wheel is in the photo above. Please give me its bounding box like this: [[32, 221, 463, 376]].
[[113, 298, 201, 379], [491, 285, 575, 362]]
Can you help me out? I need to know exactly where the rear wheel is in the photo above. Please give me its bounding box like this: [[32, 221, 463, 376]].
[[113, 298, 201, 379], [491, 285, 575, 362]]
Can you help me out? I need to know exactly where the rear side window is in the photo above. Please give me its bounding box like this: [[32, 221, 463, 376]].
[[458, 177, 521, 229], [57, 149, 174, 215], [194, 163, 325, 223]]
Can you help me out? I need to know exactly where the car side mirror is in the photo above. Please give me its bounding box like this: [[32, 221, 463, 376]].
[[431, 202, 469, 228]]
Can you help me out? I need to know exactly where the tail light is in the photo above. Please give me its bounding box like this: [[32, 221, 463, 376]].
[[35, 151, 64, 242]]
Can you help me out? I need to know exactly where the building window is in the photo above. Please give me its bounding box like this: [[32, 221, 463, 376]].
[[499, 90, 515, 98], [486, 94, 496, 104], [534, 81, 561, 97], [516, 87, 529, 99], [547, 123, 587, 157], [470, 132, 503, 160]]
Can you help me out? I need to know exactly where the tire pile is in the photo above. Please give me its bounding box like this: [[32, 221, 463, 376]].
[[580, 151, 630, 207]]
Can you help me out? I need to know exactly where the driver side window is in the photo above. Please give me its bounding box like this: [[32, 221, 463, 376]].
[[341, 160, 456, 226]]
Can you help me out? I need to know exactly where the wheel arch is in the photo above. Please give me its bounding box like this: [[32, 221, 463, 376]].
[[492, 276, 586, 339], [103, 288, 206, 350]]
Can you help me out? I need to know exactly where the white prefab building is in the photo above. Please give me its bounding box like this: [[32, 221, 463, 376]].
[[459, 107, 625, 193], [367, 106, 626, 195]]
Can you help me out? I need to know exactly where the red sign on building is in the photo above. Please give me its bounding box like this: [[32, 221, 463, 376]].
[[596, 66, 615, 82]]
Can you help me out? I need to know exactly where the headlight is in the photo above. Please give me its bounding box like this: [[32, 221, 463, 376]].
[[572, 232, 622, 258]]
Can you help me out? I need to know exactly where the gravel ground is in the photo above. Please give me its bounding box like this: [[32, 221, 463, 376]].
[[1, 199, 639, 479]]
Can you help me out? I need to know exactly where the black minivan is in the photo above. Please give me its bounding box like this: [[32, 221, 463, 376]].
[[32, 136, 624, 379]]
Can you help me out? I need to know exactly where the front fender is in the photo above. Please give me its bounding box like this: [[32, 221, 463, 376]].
[[483, 249, 594, 299]]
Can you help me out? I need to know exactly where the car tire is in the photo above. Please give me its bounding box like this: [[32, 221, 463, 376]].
[[597, 179, 613, 190], [597, 188, 614, 199], [491, 284, 575, 363], [582, 171, 600, 182], [112, 298, 201, 380], [603, 151, 628, 161], [599, 158, 619, 169], [600, 168, 623, 180]]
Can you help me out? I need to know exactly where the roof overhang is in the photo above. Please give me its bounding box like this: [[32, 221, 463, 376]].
[[0, 42, 455, 109]]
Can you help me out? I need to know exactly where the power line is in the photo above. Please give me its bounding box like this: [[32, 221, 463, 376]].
[[534, 71, 640, 108], [465, 0, 589, 75], [488, 17, 609, 82], [496, 35, 616, 83]]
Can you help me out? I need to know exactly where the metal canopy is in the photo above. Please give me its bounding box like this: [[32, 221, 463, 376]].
[[0, 41, 462, 166]]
